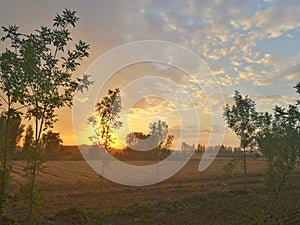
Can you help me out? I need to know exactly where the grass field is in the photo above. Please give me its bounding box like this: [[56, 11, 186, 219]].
[[6, 157, 300, 224]]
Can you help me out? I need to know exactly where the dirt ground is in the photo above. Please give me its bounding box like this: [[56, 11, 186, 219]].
[[6, 158, 300, 224]]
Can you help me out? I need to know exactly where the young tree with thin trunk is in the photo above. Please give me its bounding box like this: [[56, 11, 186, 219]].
[[223, 91, 258, 185], [89, 88, 123, 149], [88, 88, 122, 211], [0, 9, 92, 224]]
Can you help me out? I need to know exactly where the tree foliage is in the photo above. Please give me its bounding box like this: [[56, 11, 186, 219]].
[[0, 115, 24, 153], [127, 129, 174, 152], [126, 132, 150, 148], [223, 91, 258, 149], [223, 91, 259, 183], [41, 130, 63, 152], [295, 82, 300, 105], [23, 125, 34, 152], [0, 114, 24, 214], [89, 88, 122, 149], [125, 120, 174, 162], [149, 120, 174, 150]]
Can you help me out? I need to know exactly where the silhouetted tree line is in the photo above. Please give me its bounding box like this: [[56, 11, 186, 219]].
[[181, 142, 243, 157]]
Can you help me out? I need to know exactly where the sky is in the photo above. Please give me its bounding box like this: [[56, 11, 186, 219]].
[[0, 0, 299, 148]]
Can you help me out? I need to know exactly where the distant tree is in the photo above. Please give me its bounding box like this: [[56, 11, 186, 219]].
[[89, 88, 122, 149], [197, 144, 206, 153], [149, 120, 169, 149], [23, 125, 34, 152], [0, 9, 92, 224], [181, 142, 187, 151], [41, 130, 63, 152], [223, 91, 258, 185], [181, 142, 196, 151], [0, 115, 24, 152], [0, 114, 24, 213], [233, 147, 241, 152], [126, 132, 151, 149], [125, 121, 174, 162], [161, 134, 174, 150], [133, 132, 150, 140], [217, 145, 234, 157]]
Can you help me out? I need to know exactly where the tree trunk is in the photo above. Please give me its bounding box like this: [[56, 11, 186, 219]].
[[27, 151, 37, 225], [98, 147, 106, 211], [26, 118, 39, 225], [263, 159, 294, 221], [0, 99, 11, 216], [243, 147, 247, 187], [0, 114, 10, 215], [27, 115, 44, 225]]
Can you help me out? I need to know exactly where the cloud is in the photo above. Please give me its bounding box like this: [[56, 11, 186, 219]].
[[237, 66, 260, 81], [242, 53, 275, 65], [256, 95, 298, 110], [278, 69, 300, 81], [253, 80, 274, 87], [209, 65, 226, 75], [217, 74, 239, 87], [238, 71, 274, 87], [239, 0, 300, 39]]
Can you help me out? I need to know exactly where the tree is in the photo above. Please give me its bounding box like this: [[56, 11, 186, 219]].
[[0, 9, 92, 224], [126, 121, 174, 152], [89, 88, 122, 149], [23, 125, 34, 152], [296, 82, 300, 105], [0, 115, 24, 152], [149, 120, 174, 149], [181, 142, 195, 151], [0, 114, 24, 214], [41, 130, 63, 152], [125, 123, 174, 162], [162, 134, 174, 151], [256, 86, 300, 221], [197, 144, 206, 153], [126, 132, 151, 149], [147, 120, 174, 161], [223, 91, 258, 185], [295, 82, 300, 94], [88, 88, 122, 211]]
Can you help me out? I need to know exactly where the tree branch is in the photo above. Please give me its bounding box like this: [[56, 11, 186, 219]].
[[0, 94, 8, 105]]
